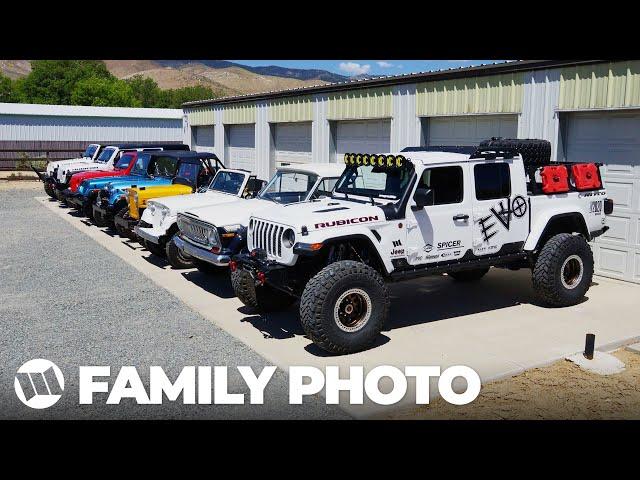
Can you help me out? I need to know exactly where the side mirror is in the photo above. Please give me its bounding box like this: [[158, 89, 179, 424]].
[[412, 188, 434, 210]]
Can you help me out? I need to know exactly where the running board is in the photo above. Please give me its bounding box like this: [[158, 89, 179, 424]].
[[390, 252, 529, 281]]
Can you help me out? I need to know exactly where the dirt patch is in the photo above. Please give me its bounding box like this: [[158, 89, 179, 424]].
[[392, 348, 640, 420], [0, 180, 43, 191]]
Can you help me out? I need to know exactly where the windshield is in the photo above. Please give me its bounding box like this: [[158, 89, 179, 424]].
[[150, 155, 179, 178], [259, 171, 318, 204], [96, 147, 115, 163], [334, 164, 414, 200], [209, 171, 246, 194], [83, 144, 99, 158], [130, 153, 152, 176], [175, 162, 201, 185], [114, 153, 135, 170]]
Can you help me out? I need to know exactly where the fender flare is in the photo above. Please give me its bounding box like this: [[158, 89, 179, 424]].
[[319, 233, 391, 275], [524, 210, 590, 251]]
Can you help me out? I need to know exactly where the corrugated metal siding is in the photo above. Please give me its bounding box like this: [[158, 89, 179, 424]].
[[416, 73, 524, 116], [268, 96, 313, 123], [0, 114, 183, 142], [223, 103, 257, 124], [558, 61, 640, 110], [187, 106, 215, 126], [518, 68, 561, 160], [326, 87, 393, 120]]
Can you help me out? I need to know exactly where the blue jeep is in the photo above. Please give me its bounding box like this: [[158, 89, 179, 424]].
[[91, 150, 218, 228]]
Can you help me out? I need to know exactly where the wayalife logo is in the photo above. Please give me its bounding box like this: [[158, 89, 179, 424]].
[[14, 359, 64, 409]]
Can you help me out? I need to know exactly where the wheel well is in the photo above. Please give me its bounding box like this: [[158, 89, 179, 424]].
[[322, 235, 386, 275], [536, 213, 589, 251]]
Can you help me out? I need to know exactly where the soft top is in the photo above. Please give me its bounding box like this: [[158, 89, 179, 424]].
[[142, 150, 222, 166]]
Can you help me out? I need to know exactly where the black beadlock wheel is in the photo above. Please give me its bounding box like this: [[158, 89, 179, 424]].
[[300, 260, 390, 355], [231, 268, 296, 312], [165, 234, 194, 268], [82, 201, 93, 218], [447, 267, 490, 282], [532, 233, 594, 307]]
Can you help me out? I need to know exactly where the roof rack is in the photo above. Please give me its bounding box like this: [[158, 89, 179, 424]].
[[401, 146, 477, 155]]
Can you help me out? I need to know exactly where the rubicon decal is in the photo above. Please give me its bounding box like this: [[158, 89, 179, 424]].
[[314, 216, 379, 229]]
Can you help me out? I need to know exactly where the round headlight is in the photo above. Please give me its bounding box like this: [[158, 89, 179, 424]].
[[282, 228, 295, 248]]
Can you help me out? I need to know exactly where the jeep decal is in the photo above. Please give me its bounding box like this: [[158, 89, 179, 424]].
[[314, 215, 379, 229]]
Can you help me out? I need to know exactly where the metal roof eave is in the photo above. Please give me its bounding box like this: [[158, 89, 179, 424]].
[[182, 60, 606, 108]]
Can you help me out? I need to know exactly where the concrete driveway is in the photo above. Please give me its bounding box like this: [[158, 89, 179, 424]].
[[36, 191, 640, 418]]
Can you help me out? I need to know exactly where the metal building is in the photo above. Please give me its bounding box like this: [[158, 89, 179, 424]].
[[0, 102, 185, 168], [183, 60, 640, 284]]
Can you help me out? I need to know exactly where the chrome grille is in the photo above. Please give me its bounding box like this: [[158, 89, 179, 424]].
[[250, 219, 284, 259], [177, 214, 218, 247]]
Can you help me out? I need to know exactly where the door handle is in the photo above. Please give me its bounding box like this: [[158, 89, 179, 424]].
[[453, 214, 469, 221]]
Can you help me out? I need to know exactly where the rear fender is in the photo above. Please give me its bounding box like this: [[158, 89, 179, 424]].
[[524, 209, 589, 252]]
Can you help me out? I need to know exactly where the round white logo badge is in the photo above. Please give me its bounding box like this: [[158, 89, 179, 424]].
[[14, 359, 65, 409]]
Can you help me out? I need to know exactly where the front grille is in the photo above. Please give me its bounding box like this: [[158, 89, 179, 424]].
[[177, 214, 218, 247], [249, 219, 285, 259]]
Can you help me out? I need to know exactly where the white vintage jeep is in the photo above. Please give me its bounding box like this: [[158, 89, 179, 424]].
[[135, 168, 266, 268], [231, 139, 613, 355], [169, 164, 344, 271]]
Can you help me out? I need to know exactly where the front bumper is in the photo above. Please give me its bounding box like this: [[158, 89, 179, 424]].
[[173, 235, 231, 267], [114, 212, 138, 232], [233, 252, 295, 296], [135, 225, 167, 245]]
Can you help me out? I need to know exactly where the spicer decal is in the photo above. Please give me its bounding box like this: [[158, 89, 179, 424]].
[[315, 215, 379, 229]]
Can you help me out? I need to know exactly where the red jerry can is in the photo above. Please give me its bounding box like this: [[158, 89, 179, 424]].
[[571, 163, 602, 190], [540, 165, 569, 194]]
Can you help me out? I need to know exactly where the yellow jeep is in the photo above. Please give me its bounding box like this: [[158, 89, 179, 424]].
[[113, 151, 222, 237]]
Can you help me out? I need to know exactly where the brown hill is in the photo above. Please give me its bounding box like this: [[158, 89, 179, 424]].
[[1, 60, 330, 97]]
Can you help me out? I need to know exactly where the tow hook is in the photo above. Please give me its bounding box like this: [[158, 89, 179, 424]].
[[257, 271, 266, 285], [229, 260, 237, 272]]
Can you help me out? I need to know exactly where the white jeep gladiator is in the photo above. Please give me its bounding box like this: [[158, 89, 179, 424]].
[[231, 139, 614, 355], [173, 164, 344, 272], [135, 168, 266, 268]]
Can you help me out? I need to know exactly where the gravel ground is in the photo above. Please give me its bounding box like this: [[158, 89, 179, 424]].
[[392, 348, 640, 420], [0, 182, 348, 419]]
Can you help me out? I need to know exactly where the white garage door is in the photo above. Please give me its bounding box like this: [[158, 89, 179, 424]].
[[565, 111, 640, 283], [274, 122, 312, 166], [335, 119, 391, 162], [193, 126, 215, 153], [226, 124, 255, 172], [427, 114, 518, 145]]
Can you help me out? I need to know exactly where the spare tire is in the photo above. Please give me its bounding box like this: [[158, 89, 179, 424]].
[[476, 137, 551, 166]]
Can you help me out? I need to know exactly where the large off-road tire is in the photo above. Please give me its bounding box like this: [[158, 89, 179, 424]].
[[447, 267, 490, 282], [300, 260, 389, 355], [477, 138, 551, 166], [166, 234, 194, 269], [114, 207, 134, 238], [532, 233, 594, 307], [92, 208, 111, 228], [44, 182, 56, 199], [144, 239, 166, 257], [81, 201, 93, 218], [231, 268, 296, 312]]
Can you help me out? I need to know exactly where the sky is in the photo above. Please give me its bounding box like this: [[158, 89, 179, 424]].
[[231, 60, 507, 77]]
